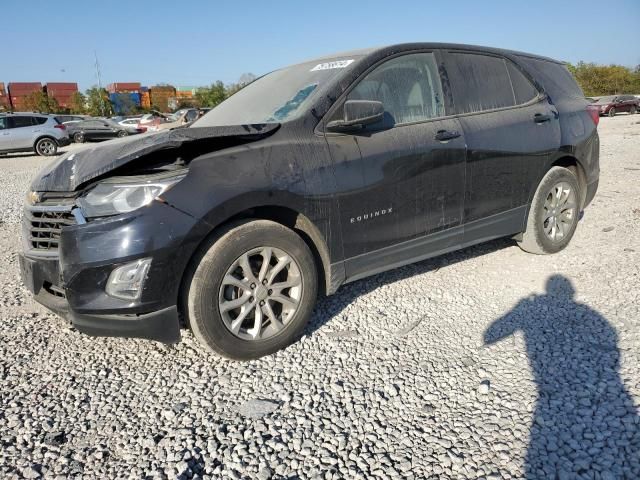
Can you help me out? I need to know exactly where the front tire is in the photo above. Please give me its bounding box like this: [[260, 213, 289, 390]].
[[35, 138, 58, 156], [518, 167, 581, 255], [117, 130, 128, 138], [186, 220, 318, 360], [630, 106, 637, 115], [608, 108, 616, 117], [73, 133, 84, 143]]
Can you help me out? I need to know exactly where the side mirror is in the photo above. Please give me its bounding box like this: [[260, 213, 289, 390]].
[[327, 100, 384, 132]]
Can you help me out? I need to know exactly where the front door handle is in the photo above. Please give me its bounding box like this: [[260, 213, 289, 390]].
[[435, 130, 461, 142], [534, 113, 551, 124]]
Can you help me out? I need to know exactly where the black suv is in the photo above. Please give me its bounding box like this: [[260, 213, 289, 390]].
[[20, 43, 599, 359]]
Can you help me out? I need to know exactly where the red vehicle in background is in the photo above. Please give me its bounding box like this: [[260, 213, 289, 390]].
[[590, 95, 639, 117]]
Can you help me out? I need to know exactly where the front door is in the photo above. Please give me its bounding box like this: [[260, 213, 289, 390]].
[[324, 52, 466, 280]]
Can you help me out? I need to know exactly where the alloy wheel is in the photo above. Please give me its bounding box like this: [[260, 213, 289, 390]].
[[542, 181, 577, 243], [218, 246, 303, 341], [37, 139, 56, 155]]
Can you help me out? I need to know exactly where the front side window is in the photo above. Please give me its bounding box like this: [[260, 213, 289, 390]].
[[346, 52, 444, 124], [446, 53, 519, 114]]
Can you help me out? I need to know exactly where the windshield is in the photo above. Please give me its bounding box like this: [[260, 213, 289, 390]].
[[594, 96, 617, 103], [194, 57, 361, 127]]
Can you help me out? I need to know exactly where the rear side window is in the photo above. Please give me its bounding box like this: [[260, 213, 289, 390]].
[[0, 117, 7, 130], [506, 62, 539, 104], [516, 56, 584, 99], [347, 52, 445, 124], [445, 53, 515, 114], [9, 116, 35, 128]]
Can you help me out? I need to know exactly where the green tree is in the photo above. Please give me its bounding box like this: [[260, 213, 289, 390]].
[[23, 91, 60, 113], [568, 62, 638, 97], [85, 86, 114, 116], [194, 81, 227, 108], [69, 91, 87, 114]]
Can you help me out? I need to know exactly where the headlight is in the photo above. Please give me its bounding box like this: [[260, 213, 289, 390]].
[[78, 172, 186, 218]]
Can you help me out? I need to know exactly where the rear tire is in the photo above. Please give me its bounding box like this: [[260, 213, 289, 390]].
[[186, 220, 318, 360], [35, 138, 58, 156], [608, 108, 616, 117], [518, 167, 581, 255]]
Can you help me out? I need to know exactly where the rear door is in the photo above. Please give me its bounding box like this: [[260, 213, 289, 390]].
[[7, 116, 37, 149], [440, 51, 561, 242], [324, 51, 466, 279]]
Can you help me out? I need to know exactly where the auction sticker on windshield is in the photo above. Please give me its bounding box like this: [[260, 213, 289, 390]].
[[310, 60, 354, 71]]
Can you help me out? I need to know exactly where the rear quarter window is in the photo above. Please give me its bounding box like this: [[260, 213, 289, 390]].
[[506, 62, 539, 104], [445, 52, 515, 114], [516, 56, 584, 99], [33, 117, 48, 125]]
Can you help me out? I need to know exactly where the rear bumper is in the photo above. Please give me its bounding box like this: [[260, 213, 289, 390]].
[[19, 253, 181, 344], [56, 137, 71, 147], [584, 178, 598, 209]]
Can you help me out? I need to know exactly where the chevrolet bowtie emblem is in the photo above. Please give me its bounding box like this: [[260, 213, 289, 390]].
[[27, 191, 42, 205]]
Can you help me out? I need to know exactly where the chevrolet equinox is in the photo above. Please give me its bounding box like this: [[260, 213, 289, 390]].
[[20, 43, 600, 359]]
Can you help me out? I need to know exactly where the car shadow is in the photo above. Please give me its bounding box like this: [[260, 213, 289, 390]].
[[305, 236, 514, 336], [484, 275, 640, 478]]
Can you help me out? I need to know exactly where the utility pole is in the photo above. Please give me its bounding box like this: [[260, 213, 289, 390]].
[[94, 51, 106, 116]]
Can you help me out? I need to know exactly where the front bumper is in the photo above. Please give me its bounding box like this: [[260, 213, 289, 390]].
[[20, 200, 208, 344], [20, 253, 180, 343]]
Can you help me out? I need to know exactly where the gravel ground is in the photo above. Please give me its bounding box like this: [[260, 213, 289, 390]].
[[1, 116, 639, 480]]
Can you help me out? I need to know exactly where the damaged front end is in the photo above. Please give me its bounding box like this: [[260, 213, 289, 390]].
[[20, 124, 279, 344]]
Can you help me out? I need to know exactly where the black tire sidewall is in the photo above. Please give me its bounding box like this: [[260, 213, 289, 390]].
[[187, 221, 318, 360], [117, 131, 127, 137], [609, 108, 616, 117], [74, 133, 84, 143], [529, 168, 580, 254]]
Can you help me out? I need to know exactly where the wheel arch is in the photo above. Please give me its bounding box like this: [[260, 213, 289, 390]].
[[550, 155, 587, 208], [33, 135, 57, 149], [177, 204, 334, 326], [518, 154, 588, 239]]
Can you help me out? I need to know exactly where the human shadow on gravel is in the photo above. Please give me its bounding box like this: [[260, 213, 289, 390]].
[[484, 275, 640, 479], [305, 237, 513, 336]]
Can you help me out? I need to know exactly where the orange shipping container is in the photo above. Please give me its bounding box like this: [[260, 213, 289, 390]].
[[140, 91, 151, 109]]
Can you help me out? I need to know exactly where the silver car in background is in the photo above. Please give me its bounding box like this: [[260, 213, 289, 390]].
[[0, 113, 70, 156]]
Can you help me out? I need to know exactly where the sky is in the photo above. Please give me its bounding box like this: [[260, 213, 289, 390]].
[[2, 0, 639, 90]]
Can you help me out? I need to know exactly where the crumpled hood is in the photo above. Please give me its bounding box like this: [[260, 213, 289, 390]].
[[31, 124, 280, 192]]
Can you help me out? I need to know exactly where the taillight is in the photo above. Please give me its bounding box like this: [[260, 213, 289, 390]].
[[586, 105, 600, 127], [54, 124, 66, 130]]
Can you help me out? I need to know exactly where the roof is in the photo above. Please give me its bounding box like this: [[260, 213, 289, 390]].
[[300, 42, 562, 67]]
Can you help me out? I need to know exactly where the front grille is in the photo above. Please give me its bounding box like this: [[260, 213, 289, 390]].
[[26, 207, 76, 252]]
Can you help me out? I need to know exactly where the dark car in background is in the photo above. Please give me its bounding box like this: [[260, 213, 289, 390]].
[[55, 114, 91, 126], [590, 95, 639, 116], [20, 43, 599, 359], [67, 119, 144, 143]]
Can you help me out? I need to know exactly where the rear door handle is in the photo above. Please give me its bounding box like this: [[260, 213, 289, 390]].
[[435, 130, 461, 142], [534, 113, 551, 124]]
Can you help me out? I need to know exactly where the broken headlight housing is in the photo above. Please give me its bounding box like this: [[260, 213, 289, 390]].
[[78, 172, 186, 218]]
